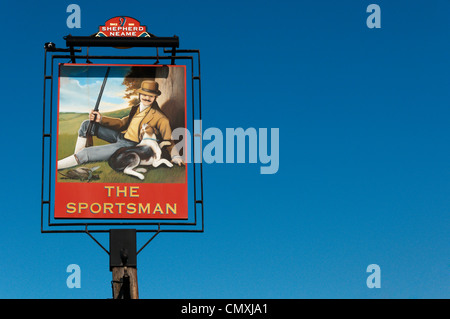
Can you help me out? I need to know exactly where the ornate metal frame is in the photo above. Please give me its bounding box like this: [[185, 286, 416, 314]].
[[41, 36, 204, 254]]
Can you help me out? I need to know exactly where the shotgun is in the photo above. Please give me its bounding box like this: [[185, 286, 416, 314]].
[[85, 66, 111, 147]]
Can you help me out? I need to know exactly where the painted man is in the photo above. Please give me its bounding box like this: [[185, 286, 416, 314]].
[[57, 80, 184, 169]]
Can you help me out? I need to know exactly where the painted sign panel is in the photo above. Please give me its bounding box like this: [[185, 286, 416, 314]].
[[55, 64, 187, 219]]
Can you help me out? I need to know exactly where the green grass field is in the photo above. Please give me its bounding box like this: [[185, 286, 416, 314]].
[[57, 110, 186, 184]]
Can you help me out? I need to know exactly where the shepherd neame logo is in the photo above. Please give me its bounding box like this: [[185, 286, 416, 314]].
[[96, 16, 151, 37]]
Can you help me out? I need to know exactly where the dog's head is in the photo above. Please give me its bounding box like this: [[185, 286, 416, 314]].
[[139, 123, 170, 155], [139, 123, 156, 142]]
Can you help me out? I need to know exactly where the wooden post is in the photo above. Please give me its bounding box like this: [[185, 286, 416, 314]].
[[112, 266, 139, 299], [110, 229, 138, 299]]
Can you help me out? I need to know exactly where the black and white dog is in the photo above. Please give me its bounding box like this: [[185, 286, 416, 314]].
[[108, 124, 173, 180]]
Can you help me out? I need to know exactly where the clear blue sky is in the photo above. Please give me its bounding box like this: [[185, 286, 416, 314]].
[[0, 0, 448, 298]]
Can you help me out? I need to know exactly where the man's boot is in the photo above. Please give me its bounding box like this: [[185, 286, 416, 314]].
[[57, 155, 78, 170]]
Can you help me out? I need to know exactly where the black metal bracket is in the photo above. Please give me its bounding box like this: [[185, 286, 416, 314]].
[[44, 42, 82, 53], [63, 35, 179, 66], [85, 225, 109, 255], [113, 274, 131, 299], [64, 35, 179, 48], [110, 229, 136, 271]]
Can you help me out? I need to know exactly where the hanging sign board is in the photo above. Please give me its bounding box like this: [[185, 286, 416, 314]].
[[55, 63, 188, 219]]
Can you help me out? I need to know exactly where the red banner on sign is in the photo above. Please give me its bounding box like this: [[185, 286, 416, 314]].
[[54, 182, 187, 219]]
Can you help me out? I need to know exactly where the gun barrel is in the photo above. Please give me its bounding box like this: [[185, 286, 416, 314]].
[[93, 67, 111, 111], [85, 66, 110, 147]]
